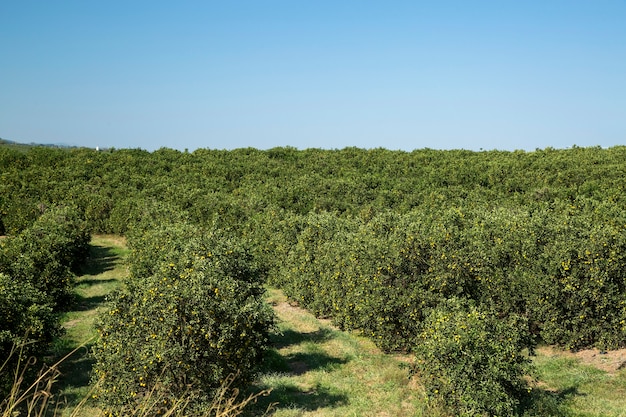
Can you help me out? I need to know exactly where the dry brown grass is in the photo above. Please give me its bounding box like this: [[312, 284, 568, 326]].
[[91, 234, 127, 248], [537, 346, 626, 374], [1, 339, 94, 417], [1, 346, 272, 417]]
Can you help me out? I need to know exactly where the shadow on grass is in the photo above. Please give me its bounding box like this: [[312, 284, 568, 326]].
[[520, 385, 583, 417], [271, 327, 335, 349], [46, 342, 97, 412], [44, 242, 125, 412], [71, 293, 111, 311], [245, 381, 349, 416], [70, 243, 123, 312], [76, 277, 119, 287], [78, 245, 121, 276], [283, 351, 347, 375], [250, 325, 350, 414]]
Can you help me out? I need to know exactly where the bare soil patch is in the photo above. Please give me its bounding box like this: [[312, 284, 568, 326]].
[[272, 299, 304, 316]]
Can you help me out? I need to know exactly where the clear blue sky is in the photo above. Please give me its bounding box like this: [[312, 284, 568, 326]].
[[1, 1, 625, 152]]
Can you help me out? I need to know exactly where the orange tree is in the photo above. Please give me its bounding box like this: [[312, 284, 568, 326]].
[[92, 222, 275, 415]]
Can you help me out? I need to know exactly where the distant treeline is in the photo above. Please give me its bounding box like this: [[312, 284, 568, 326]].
[[1, 144, 625, 235]]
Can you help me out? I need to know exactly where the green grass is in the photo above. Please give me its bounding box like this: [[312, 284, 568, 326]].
[[50, 235, 129, 416], [246, 289, 626, 417], [245, 288, 426, 417], [531, 348, 626, 417]]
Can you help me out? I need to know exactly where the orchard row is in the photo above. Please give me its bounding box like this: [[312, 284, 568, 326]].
[[0, 207, 90, 393], [2, 144, 626, 415]]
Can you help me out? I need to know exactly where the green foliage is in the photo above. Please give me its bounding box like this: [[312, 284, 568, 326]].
[[0, 273, 60, 397], [534, 218, 626, 350], [413, 298, 534, 417], [2, 145, 626, 358], [125, 221, 266, 285], [272, 203, 626, 353], [5, 143, 626, 415], [125, 222, 199, 280], [0, 206, 90, 309], [0, 206, 90, 397], [0, 197, 42, 236], [108, 198, 190, 235], [93, 224, 275, 415]]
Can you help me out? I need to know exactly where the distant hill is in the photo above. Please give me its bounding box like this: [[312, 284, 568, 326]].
[[0, 138, 81, 152]]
